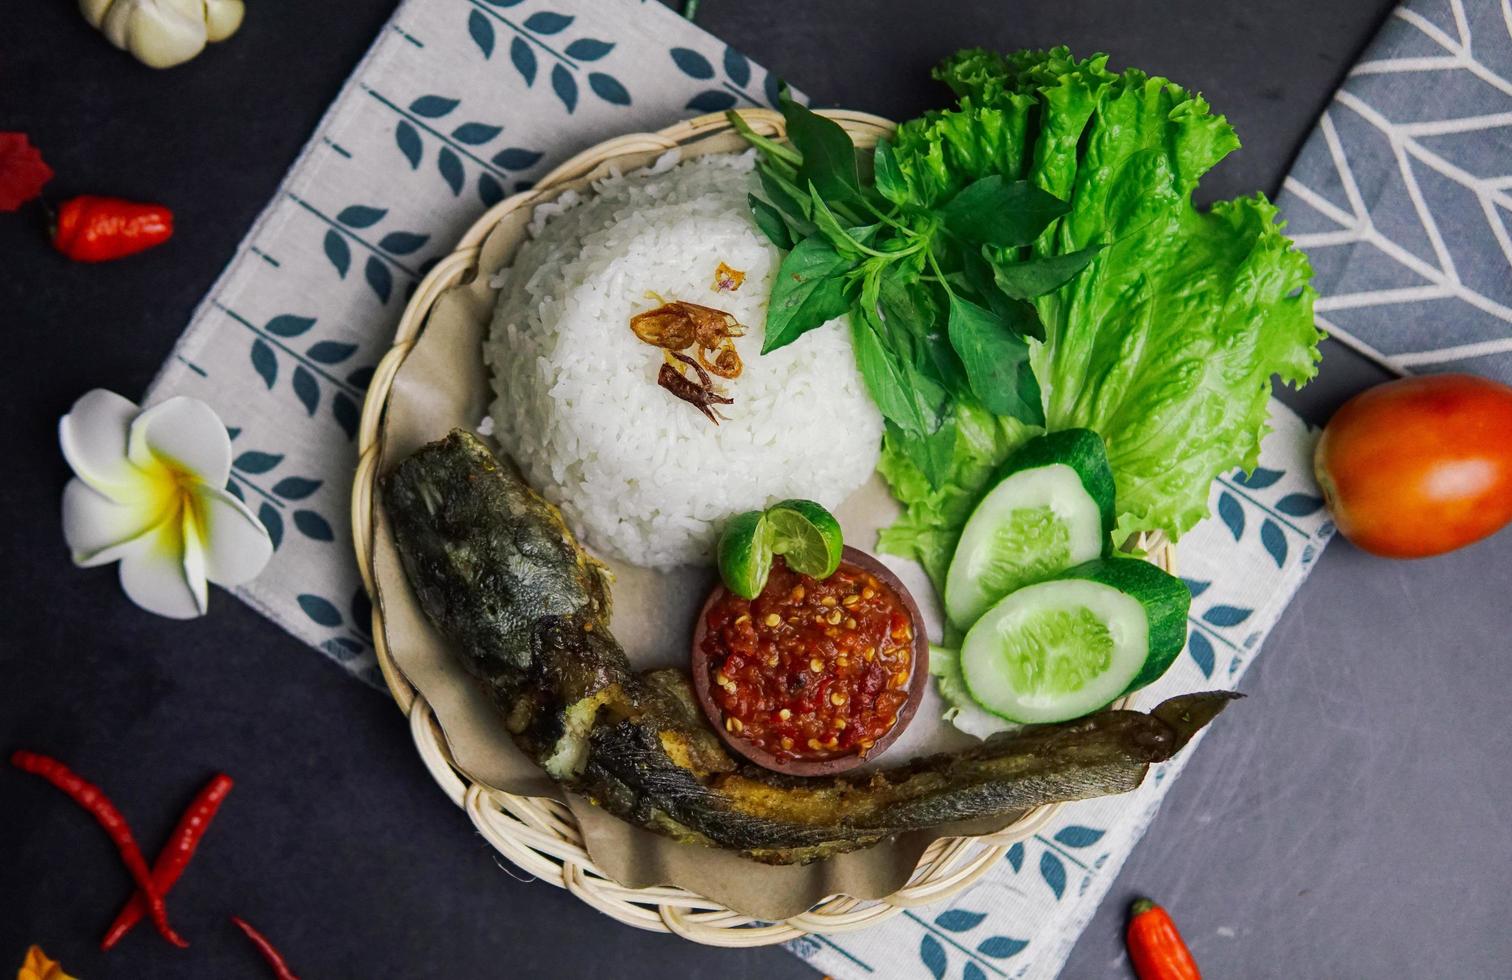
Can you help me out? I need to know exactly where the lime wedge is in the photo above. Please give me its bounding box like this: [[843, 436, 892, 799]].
[[766, 499, 844, 579], [717, 510, 771, 599]]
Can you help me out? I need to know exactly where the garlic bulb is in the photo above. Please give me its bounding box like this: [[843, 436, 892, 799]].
[[79, 0, 245, 69]]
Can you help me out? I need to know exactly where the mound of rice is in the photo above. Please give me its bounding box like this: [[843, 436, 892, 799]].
[[485, 152, 883, 569]]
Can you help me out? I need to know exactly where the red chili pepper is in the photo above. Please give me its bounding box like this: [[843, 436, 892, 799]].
[[10, 750, 187, 948], [1127, 897, 1200, 980], [0, 132, 53, 211], [100, 773, 234, 951], [51, 194, 173, 262], [231, 916, 300, 980]]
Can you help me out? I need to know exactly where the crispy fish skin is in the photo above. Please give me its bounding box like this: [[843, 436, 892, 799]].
[[383, 430, 1237, 864]]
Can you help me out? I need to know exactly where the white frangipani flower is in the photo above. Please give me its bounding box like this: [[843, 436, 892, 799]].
[[60, 390, 272, 619]]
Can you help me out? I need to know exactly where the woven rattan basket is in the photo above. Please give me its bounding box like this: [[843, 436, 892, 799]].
[[351, 109, 1176, 947]]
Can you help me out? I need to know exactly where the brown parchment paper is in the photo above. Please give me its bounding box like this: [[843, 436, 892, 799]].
[[369, 130, 1033, 921]]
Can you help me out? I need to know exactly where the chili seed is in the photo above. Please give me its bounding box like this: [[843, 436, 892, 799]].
[[826, 609, 842, 626], [831, 691, 847, 706], [778, 708, 792, 720], [790, 585, 805, 601], [810, 657, 824, 673], [844, 617, 857, 630], [781, 737, 794, 750], [807, 738, 822, 751], [833, 717, 847, 730], [861, 587, 875, 600], [864, 647, 876, 662], [734, 614, 749, 626], [764, 613, 781, 627], [821, 596, 838, 607], [842, 594, 859, 607]]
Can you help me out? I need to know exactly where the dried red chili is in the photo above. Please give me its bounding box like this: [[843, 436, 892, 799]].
[[101, 773, 234, 951], [51, 195, 173, 262], [10, 751, 187, 948], [231, 916, 300, 980]]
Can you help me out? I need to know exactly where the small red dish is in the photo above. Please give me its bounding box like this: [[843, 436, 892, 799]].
[[690, 546, 930, 777]]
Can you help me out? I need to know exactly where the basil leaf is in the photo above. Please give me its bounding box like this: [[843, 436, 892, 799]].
[[759, 165, 813, 222], [940, 175, 1069, 247], [852, 315, 927, 435], [877, 268, 933, 338], [747, 194, 793, 250], [725, 109, 802, 168], [921, 326, 970, 398], [780, 96, 861, 202], [764, 237, 854, 353], [808, 184, 864, 257], [872, 139, 909, 208], [946, 292, 1044, 425], [991, 244, 1104, 299], [958, 246, 1047, 342]]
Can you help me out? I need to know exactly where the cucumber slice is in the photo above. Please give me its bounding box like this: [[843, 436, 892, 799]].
[[960, 558, 1189, 724], [944, 429, 1115, 630], [929, 645, 1016, 739]]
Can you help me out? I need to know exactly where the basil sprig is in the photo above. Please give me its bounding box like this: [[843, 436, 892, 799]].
[[733, 94, 1089, 487]]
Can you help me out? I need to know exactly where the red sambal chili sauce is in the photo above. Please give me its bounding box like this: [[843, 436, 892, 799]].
[[700, 556, 917, 764]]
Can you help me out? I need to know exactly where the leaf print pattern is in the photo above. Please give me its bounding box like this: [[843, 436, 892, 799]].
[[223, 435, 335, 552], [467, 9, 494, 57], [551, 64, 578, 112], [465, 1, 629, 113], [1188, 628, 1216, 678], [669, 42, 782, 112], [437, 147, 465, 195], [511, 36, 537, 84], [297, 193, 428, 304], [889, 904, 1034, 978], [370, 87, 545, 206], [297, 586, 376, 670], [222, 306, 372, 440]]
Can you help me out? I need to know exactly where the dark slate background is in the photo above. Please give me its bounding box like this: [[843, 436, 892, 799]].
[[6, 1, 1510, 977]]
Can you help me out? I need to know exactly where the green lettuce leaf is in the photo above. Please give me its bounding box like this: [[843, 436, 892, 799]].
[[1024, 66, 1321, 539], [878, 47, 1322, 582]]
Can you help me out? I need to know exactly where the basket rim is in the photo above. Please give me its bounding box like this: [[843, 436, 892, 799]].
[[350, 108, 1176, 945]]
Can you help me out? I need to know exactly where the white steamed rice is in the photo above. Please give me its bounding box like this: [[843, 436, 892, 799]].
[[484, 151, 883, 569]]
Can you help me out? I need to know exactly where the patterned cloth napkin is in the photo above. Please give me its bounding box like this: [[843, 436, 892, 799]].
[[1277, 0, 1512, 383], [144, 0, 1496, 976]]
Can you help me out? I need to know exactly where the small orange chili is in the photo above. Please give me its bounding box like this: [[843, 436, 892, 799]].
[[1127, 897, 1200, 980], [52, 195, 173, 262]]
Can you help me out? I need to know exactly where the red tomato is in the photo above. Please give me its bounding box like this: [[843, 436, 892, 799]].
[[1314, 374, 1512, 558]]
